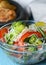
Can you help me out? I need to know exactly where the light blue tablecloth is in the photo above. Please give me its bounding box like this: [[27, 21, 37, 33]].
[[0, 48, 46, 65]]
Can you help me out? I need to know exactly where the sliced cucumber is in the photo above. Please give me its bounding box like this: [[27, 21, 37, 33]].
[[12, 21, 22, 28], [15, 24, 25, 33], [34, 39, 42, 46], [29, 35, 37, 44]]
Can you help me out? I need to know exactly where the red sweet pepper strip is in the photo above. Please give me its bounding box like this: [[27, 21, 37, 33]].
[[18, 31, 42, 42], [0, 27, 8, 42]]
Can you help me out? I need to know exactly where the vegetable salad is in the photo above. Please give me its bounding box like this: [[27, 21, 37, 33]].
[[0, 21, 46, 52]]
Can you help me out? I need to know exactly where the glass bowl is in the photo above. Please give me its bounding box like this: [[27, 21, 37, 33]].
[[0, 20, 46, 65]]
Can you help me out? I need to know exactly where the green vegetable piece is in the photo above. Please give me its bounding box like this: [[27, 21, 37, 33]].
[[12, 21, 22, 27], [4, 34, 10, 42], [37, 27, 46, 39], [15, 24, 25, 33], [15, 21, 22, 26], [10, 34, 13, 39], [34, 39, 42, 46], [28, 47, 36, 52], [29, 35, 37, 44], [12, 21, 25, 33], [8, 41, 13, 45]]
